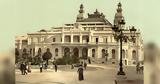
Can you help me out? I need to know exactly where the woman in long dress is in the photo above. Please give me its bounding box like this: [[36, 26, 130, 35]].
[[77, 65, 84, 81]]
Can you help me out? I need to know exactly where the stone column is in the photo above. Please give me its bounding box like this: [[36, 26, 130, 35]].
[[19, 40, 22, 49], [71, 34, 73, 43], [80, 34, 82, 43], [70, 47, 73, 56], [110, 36, 113, 42], [28, 37, 31, 45], [62, 34, 64, 43], [89, 35, 92, 43], [88, 48, 91, 58]]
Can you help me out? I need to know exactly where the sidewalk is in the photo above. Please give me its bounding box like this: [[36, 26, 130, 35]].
[[16, 64, 143, 84]]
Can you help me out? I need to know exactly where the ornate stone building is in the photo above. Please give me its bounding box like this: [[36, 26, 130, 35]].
[[15, 3, 144, 65]]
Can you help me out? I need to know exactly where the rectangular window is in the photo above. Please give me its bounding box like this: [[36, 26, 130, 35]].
[[97, 27, 103, 31], [106, 38, 108, 43], [53, 38, 56, 42], [96, 38, 98, 43], [22, 40, 28, 45], [65, 36, 71, 42]]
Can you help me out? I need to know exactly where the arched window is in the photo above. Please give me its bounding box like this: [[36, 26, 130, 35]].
[[132, 50, 136, 60], [82, 47, 88, 59], [64, 47, 70, 57], [92, 49, 95, 58], [112, 49, 116, 59], [73, 48, 79, 57], [55, 48, 58, 56]]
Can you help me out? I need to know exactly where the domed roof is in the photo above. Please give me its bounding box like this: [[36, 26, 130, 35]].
[[39, 29, 47, 32]]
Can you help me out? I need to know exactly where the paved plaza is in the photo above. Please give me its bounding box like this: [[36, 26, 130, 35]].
[[16, 64, 143, 84]]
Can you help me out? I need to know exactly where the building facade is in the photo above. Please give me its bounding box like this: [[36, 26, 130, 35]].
[[15, 3, 144, 65]]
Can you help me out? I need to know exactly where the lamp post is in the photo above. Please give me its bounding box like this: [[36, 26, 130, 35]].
[[112, 19, 137, 76]]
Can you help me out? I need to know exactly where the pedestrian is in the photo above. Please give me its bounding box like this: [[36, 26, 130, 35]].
[[105, 53, 108, 62], [54, 64, 58, 72], [22, 62, 26, 75], [20, 62, 25, 75], [84, 62, 87, 70], [139, 62, 143, 74], [71, 64, 74, 69], [24, 63, 28, 75], [27, 64, 31, 73], [40, 63, 43, 73], [77, 65, 84, 81]]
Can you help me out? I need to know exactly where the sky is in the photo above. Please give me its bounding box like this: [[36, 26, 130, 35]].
[[0, 0, 159, 53]]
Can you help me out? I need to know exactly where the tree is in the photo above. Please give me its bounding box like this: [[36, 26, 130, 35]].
[[64, 54, 71, 64], [71, 55, 79, 64], [42, 48, 52, 65]]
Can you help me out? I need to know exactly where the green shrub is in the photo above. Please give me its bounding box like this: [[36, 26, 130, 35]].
[[56, 58, 66, 65], [55, 55, 80, 65]]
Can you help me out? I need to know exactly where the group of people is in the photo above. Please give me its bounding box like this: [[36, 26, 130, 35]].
[[20, 62, 31, 75]]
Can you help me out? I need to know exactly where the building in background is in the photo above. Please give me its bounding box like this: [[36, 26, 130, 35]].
[[15, 3, 144, 65]]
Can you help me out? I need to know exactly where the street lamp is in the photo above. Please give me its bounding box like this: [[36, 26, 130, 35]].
[[112, 19, 137, 76]]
